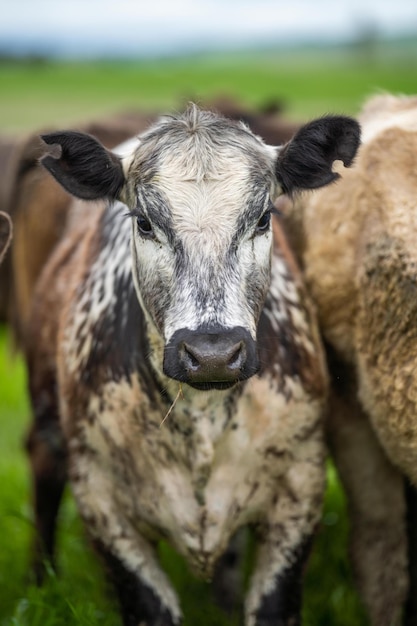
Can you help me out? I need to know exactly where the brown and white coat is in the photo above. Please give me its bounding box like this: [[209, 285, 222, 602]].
[[26, 106, 359, 626]]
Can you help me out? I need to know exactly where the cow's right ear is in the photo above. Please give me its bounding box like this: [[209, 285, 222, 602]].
[[275, 115, 361, 195], [41, 131, 125, 201]]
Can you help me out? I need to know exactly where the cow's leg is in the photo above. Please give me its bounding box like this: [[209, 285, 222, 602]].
[[326, 363, 407, 626], [212, 528, 246, 615], [71, 464, 182, 626], [404, 479, 417, 626], [94, 538, 180, 626], [91, 528, 181, 626], [245, 440, 325, 626], [25, 404, 67, 583], [247, 533, 311, 626]]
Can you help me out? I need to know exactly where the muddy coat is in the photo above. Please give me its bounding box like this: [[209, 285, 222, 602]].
[[26, 106, 359, 626]]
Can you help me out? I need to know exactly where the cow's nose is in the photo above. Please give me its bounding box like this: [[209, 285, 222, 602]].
[[181, 337, 246, 379], [163, 326, 259, 390]]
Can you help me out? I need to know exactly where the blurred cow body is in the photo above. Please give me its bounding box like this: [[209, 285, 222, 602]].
[[0, 110, 158, 343], [283, 93, 417, 626], [0, 212, 12, 265]]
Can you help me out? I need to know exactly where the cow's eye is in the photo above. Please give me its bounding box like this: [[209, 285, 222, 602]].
[[136, 215, 154, 238], [255, 210, 271, 234]]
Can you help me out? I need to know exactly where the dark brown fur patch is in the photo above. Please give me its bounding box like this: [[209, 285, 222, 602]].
[[257, 216, 327, 400]]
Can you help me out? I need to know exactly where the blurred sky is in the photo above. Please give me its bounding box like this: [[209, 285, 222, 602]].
[[1, 0, 416, 58]]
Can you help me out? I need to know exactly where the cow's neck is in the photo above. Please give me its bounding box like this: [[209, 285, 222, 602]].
[[137, 311, 243, 499]]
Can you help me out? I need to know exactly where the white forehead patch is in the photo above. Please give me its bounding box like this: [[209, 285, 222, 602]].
[[156, 175, 260, 253], [152, 121, 276, 252]]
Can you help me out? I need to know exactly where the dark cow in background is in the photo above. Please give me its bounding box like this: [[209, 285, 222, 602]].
[[0, 135, 24, 321], [199, 95, 301, 145], [0, 110, 158, 346], [0, 138, 14, 271], [0, 212, 12, 265], [25, 105, 359, 626]]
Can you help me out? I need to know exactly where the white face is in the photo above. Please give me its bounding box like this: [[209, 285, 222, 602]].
[[126, 109, 279, 349]]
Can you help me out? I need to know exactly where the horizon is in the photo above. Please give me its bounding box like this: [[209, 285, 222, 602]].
[[1, 0, 416, 60]]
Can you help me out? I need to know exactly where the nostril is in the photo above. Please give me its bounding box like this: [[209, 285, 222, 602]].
[[182, 343, 201, 371], [227, 342, 245, 371]]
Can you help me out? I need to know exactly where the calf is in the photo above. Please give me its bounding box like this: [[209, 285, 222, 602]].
[[27, 105, 359, 626]]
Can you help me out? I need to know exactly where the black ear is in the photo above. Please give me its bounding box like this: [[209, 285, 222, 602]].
[[41, 131, 125, 200], [276, 115, 361, 195]]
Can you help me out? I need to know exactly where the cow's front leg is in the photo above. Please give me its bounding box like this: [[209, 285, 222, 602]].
[[245, 456, 325, 626], [248, 535, 311, 626], [94, 537, 180, 626], [71, 466, 182, 626]]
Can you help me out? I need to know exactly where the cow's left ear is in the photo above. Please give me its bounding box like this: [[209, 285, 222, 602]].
[[41, 131, 125, 200], [275, 115, 361, 195]]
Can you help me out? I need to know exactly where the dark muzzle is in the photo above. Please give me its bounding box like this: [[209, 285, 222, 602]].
[[163, 326, 259, 390]]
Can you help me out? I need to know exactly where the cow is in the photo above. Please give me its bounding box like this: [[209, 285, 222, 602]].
[[281, 93, 417, 626], [197, 95, 301, 145], [0, 135, 24, 320], [25, 104, 359, 626]]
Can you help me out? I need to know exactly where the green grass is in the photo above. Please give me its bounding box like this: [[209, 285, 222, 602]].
[[1, 46, 413, 624], [0, 44, 416, 132]]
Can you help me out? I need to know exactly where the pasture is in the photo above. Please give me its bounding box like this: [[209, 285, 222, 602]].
[[0, 45, 414, 625]]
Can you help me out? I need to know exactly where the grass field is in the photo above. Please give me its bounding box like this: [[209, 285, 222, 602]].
[[0, 45, 414, 625], [1, 43, 416, 132]]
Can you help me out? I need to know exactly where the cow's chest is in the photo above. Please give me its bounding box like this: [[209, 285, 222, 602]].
[[70, 374, 308, 577]]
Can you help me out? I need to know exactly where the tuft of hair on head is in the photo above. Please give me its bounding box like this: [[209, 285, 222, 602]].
[[186, 102, 201, 133]]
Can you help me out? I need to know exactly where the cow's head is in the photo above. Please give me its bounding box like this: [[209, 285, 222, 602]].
[[41, 106, 359, 390]]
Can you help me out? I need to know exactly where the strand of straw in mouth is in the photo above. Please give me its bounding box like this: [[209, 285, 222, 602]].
[[160, 383, 183, 428]]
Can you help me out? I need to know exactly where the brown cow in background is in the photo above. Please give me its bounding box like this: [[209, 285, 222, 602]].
[[0, 110, 158, 344], [0, 212, 12, 265], [282, 93, 417, 626]]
